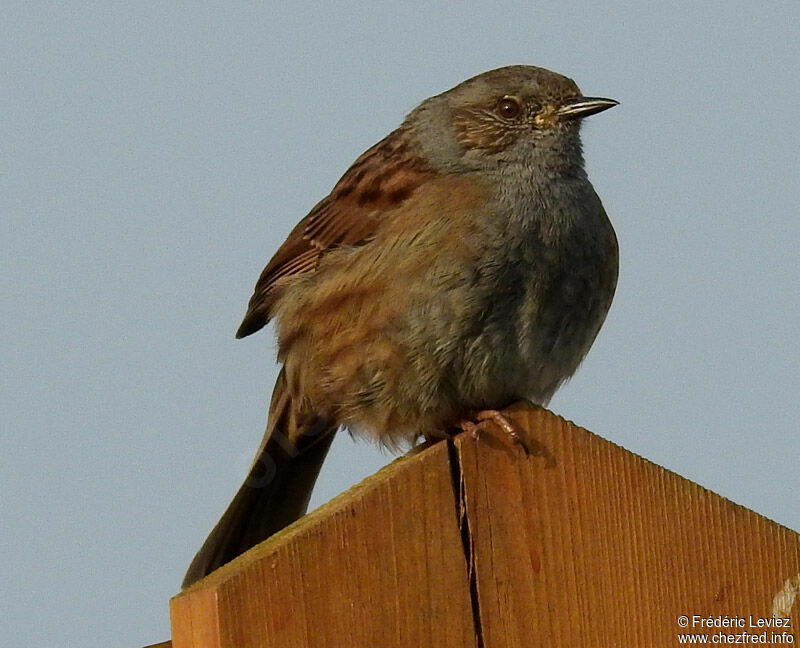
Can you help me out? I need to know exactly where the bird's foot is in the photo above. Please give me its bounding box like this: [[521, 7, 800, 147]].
[[457, 409, 529, 454]]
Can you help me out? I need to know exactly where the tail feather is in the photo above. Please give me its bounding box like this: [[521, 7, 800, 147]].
[[182, 370, 336, 589]]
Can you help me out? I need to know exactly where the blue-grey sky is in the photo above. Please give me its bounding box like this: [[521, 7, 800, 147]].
[[2, 2, 798, 646]]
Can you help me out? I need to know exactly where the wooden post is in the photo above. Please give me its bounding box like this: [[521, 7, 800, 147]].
[[165, 403, 799, 647]]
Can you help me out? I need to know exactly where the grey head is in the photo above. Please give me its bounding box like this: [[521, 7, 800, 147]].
[[404, 65, 617, 174]]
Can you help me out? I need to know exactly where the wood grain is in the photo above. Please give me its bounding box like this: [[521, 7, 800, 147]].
[[169, 403, 800, 647], [172, 439, 476, 648]]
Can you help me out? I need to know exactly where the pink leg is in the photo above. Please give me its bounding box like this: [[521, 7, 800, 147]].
[[456, 419, 481, 441], [457, 410, 529, 453]]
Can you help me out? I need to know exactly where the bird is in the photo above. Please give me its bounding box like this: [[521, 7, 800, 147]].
[[182, 65, 619, 588]]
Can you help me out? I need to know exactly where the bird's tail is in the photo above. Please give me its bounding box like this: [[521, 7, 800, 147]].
[[182, 369, 336, 589]]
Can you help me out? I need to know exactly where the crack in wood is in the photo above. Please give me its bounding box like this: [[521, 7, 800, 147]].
[[446, 438, 485, 648]]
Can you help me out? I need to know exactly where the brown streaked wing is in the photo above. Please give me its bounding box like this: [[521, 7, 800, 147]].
[[236, 128, 438, 339]]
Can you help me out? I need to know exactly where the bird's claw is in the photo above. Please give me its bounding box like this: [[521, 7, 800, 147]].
[[457, 409, 529, 454]]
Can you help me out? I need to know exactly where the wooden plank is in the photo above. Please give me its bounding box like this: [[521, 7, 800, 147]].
[[454, 402, 800, 647], [170, 403, 800, 646], [170, 581, 221, 648], [172, 438, 476, 648]]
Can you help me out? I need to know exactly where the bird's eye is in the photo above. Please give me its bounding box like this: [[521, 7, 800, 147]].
[[496, 96, 522, 119]]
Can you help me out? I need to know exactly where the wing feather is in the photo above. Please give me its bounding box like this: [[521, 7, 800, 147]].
[[236, 129, 438, 338]]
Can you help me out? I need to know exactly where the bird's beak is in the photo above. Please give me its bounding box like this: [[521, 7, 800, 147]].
[[555, 96, 618, 120]]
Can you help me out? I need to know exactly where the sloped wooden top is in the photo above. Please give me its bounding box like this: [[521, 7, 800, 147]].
[[168, 403, 800, 647]]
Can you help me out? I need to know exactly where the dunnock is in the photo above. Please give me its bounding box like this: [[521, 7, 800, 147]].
[[183, 65, 618, 587]]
